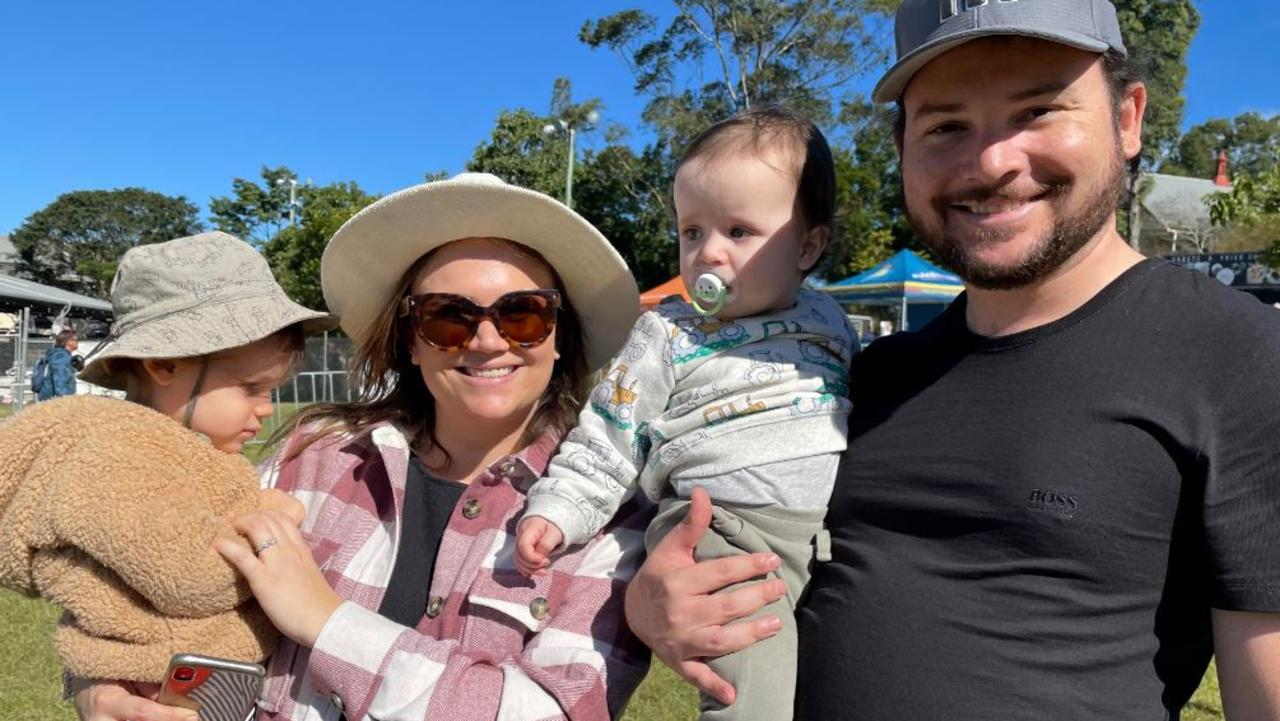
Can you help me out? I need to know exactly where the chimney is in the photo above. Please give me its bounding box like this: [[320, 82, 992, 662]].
[[1214, 150, 1231, 187]]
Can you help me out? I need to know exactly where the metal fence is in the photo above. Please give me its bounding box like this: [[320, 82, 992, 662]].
[[0, 313, 45, 408], [279, 332, 357, 402], [1, 309, 120, 410], [247, 332, 358, 450]]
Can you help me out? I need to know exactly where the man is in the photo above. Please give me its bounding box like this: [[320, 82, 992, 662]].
[[624, 0, 1280, 718], [35, 329, 78, 401]]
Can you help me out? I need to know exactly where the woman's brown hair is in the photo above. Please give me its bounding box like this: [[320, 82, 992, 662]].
[[273, 238, 588, 468]]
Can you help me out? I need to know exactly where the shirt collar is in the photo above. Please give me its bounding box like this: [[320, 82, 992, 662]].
[[372, 422, 562, 492]]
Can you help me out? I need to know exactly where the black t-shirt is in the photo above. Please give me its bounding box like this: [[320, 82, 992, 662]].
[[796, 260, 1280, 721], [376, 455, 466, 627]]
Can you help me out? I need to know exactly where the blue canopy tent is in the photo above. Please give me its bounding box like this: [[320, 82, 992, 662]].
[[821, 250, 963, 331]]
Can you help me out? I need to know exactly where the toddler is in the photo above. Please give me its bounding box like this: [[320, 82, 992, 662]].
[[0, 231, 332, 683], [518, 107, 855, 721]]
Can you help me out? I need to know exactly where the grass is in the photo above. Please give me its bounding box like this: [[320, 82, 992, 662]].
[[0, 589, 76, 721], [622, 662, 700, 721], [0, 585, 1226, 721], [1186, 662, 1225, 721], [242, 402, 307, 463]]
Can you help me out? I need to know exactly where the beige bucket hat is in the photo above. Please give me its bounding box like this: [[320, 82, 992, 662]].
[[321, 172, 640, 370], [80, 231, 336, 390]]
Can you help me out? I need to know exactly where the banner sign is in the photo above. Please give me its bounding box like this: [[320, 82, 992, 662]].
[[1163, 252, 1280, 289]]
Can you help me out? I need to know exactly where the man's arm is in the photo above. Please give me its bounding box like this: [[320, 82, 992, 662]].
[[1212, 609, 1280, 721], [623, 488, 787, 704]]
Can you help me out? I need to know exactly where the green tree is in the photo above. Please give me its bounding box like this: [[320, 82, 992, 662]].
[[467, 78, 678, 288], [467, 77, 603, 202], [1162, 117, 1232, 178], [581, 2, 907, 281], [10, 188, 202, 296], [261, 182, 379, 310], [1162, 112, 1280, 179], [467, 108, 573, 199], [1208, 165, 1280, 260], [581, 0, 897, 152], [826, 97, 914, 279], [1111, 0, 1199, 247], [209, 166, 301, 244], [574, 143, 678, 288], [1113, 0, 1200, 168]]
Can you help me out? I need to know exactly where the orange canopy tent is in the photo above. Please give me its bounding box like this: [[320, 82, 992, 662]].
[[639, 276, 690, 309]]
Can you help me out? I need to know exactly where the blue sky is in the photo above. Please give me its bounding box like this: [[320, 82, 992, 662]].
[[2, 0, 1277, 235]]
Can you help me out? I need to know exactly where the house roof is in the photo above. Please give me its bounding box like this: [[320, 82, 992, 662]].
[[1141, 173, 1230, 232]]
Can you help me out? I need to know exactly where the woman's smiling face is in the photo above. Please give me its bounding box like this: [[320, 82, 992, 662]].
[[406, 237, 560, 431]]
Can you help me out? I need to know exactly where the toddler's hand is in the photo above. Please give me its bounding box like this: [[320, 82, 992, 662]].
[[516, 517, 563, 577], [258, 488, 305, 526]]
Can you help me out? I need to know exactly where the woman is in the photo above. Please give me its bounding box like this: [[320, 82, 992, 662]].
[[78, 173, 649, 721]]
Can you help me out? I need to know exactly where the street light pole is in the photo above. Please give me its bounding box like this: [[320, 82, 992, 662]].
[[286, 178, 298, 227], [565, 125, 576, 210], [544, 110, 598, 210], [276, 176, 299, 227]]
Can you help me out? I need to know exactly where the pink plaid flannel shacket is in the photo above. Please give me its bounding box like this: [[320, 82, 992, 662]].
[[255, 423, 652, 721]]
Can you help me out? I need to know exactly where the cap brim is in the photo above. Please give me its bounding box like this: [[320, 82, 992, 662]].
[[872, 28, 1111, 103], [80, 295, 336, 390], [322, 178, 639, 370]]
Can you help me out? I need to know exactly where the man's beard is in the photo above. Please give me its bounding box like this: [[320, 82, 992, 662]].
[[906, 142, 1128, 291]]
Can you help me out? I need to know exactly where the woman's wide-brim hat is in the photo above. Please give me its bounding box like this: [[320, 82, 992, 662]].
[[321, 172, 640, 370], [80, 231, 336, 390]]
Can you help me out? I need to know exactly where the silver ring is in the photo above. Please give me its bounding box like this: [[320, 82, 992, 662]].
[[253, 537, 278, 555]]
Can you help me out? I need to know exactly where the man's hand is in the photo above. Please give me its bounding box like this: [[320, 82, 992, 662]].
[[625, 487, 787, 705], [1212, 609, 1280, 721], [73, 679, 196, 721]]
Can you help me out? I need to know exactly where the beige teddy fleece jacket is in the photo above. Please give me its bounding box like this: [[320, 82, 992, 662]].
[[0, 395, 278, 682]]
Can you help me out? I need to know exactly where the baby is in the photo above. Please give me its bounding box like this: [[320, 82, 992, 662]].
[[518, 107, 855, 721], [0, 231, 332, 683]]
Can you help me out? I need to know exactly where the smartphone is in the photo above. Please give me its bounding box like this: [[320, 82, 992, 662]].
[[157, 653, 265, 721]]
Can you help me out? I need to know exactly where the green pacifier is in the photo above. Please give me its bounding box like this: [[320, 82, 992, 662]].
[[690, 273, 727, 316]]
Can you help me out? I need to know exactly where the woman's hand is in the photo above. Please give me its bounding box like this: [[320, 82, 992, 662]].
[[214, 510, 344, 647], [72, 679, 196, 721], [624, 487, 787, 705]]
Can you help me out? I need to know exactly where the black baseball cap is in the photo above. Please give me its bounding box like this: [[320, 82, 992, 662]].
[[874, 0, 1127, 103]]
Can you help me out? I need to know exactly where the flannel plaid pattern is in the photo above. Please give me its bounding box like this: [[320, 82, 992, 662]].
[[256, 423, 652, 721]]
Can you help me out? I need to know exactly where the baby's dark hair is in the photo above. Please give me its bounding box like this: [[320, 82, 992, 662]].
[[678, 106, 837, 234]]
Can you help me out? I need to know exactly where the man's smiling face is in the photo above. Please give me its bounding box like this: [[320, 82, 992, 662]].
[[898, 37, 1144, 290]]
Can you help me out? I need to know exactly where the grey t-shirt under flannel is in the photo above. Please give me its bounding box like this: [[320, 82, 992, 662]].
[[527, 290, 856, 546]]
